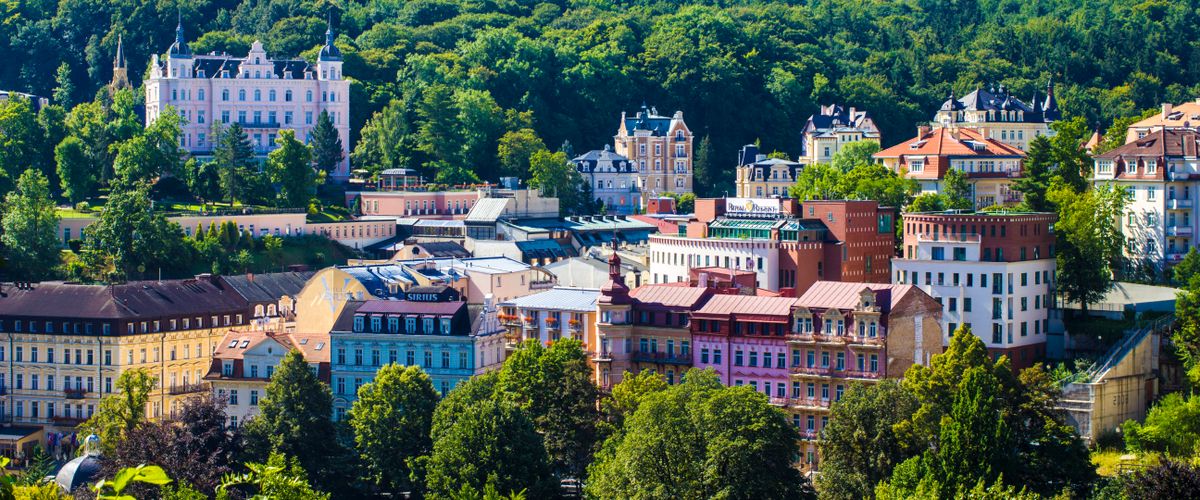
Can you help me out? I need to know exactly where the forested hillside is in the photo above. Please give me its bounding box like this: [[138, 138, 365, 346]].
[[3, 0, 1197, 195]]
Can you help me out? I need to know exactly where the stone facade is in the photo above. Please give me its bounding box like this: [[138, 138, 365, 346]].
[[613, 105, 693, 201]]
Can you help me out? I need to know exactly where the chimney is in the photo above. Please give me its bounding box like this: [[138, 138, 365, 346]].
[[1163, 103, 1174, 117], [917, 125, 931, 137], [246, 272, 255, 283]]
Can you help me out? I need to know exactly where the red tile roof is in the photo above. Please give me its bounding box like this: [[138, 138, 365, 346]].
[[795, 281, 921, 310], [693, 294, 796, 317], [875, 127, 1025, 159], [630, 284, 711, 308], [279, 332, 331, 363]]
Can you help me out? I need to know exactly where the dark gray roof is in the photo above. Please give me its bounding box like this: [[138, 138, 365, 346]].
[[574, 146, 634, 173], [415, 241, 471, 258], [220, 272, 315, 304], [622, 105, 675, 137], [0, 278, 250, 320]]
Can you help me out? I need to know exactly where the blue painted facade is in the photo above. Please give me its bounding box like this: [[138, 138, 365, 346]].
[[329, 297, 476, 420]]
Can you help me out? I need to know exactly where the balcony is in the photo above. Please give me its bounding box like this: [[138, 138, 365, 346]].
[[51, 416, 86, 427], [790, 397, 833, 410], [589, 350, 612, 362], [568, 320, 584, 333], [498, 314, 521, 327], [843, 370, 884, 381], [768, 397, 790, 407], [786, 333, 817, 343], [1168, 225, 1194, 237], [1169, 198, 1193, 210], [914, 232, 982, 244], [64, 388, 88, 399], [791, 366, 834, 377], [168, 383, 208, 395], [1168, 252, 1188, 262], [846, 336, 886, 347], [798, 430, 819, 441], [1169, 171, 1192, 181], [630, 351, 691, 365]]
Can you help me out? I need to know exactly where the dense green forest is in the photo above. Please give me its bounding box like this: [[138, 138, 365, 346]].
[[2, 0, 1198, 195]]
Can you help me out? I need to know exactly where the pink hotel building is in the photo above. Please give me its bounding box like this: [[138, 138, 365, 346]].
[[145, 21, 351, 179]]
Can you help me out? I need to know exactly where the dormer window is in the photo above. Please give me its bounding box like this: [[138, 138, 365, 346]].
[[222, 362, 233, 376], [352, 315, 364, 332], [370, 316, 381, 332], [197, 70, 205, 78]]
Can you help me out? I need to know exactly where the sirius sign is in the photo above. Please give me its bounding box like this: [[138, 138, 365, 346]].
[[725, 198, 781, 218]]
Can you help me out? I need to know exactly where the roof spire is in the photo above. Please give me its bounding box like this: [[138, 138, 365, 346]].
[[325, 8, 334, 44], [168, 7, 190, 57], [114, 35, 125, 69]]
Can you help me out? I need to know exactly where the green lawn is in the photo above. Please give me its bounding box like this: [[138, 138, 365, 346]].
[[1091, 450, 1160, 476], [56, 208, 99, 218]]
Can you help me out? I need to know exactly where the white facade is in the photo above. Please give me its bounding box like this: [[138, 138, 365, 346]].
[[647, 235, 778, 290], [892, 237, 1053, 351], [145, 23, 350, 179]]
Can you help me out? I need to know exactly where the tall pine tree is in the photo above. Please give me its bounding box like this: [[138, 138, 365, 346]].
[[310, 110, 343, 177]]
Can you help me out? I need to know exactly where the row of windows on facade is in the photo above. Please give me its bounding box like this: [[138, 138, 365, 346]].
[[1133, 209, 1192, 228], [631, 141, 689, 157], [169, 87, 339, 104], [216, 388, 260, 407], [946, 318, 1050, 345], [169, 65, 341, 80], [315, 224, 392, 240], [1094, 158, 1188, 176], [933, 293, 1053, 321], [740, 377, 852, 408], [351, 315, 455, 335], [0, 315, 241, 335], [184, 225, 303, 239], [175, 108, 335, 130], [697, 347, 880, 373], [695, 316, 882, 338], [334, 346, 470, 369], [399, 200, 475, 214], [0, 343, 213, 366], [654, 252, 766, 271], [909, 244, 1052, 262], [906, 220, 1051, 239], [1, 373, 107, 393], [4, 401, 95, 421], [898, 269, 1052, 294]]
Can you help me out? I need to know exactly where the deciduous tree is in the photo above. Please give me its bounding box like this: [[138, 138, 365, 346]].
[[349, 364, 439, 495], [817, 380, 919, 500], [242, 350, 350, 495], [55, 136, 94, 203], [1, 169, 61, 280], [266, 129, 316, 208], [588, 369, 812, 499], [79, 369, 157, 454]]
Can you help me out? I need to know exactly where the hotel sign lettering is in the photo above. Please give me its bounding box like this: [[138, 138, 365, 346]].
[[725, 198, 781, 217]]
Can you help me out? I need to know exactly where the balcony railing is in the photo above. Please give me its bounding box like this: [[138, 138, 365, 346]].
[[589, 350, 613, 362], [1168, 225, 1194, 237], [798, 430, 819, 440], [63, 388, 87, 399], [51, 416, 87, 426], [530, 280, 556, 290], [786, 333, 817, 343], [791, 366, 834, 376], [168, 383, 208, 395], [790, 397, 833, 410], [1169, 171, 1191, 181], [768, 397, 790, 407], [1169, 198, 1194, 209], [630, 351, 691, 365], [843, 370, 884, 380], [1168, 252, 1188, 262]]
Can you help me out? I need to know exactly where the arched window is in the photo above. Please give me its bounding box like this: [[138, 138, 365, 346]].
[[254, 89, 261, 101], [306, 90, 313, 102], [221, 89, 229, 101], [268, 90, 276, 102], [285, 90, 292, 102], [254, 305, 264, 317]]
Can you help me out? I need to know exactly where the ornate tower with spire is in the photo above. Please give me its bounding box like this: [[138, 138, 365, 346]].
[[594, 236, 633, 390], [110, 35, 130, 92]]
